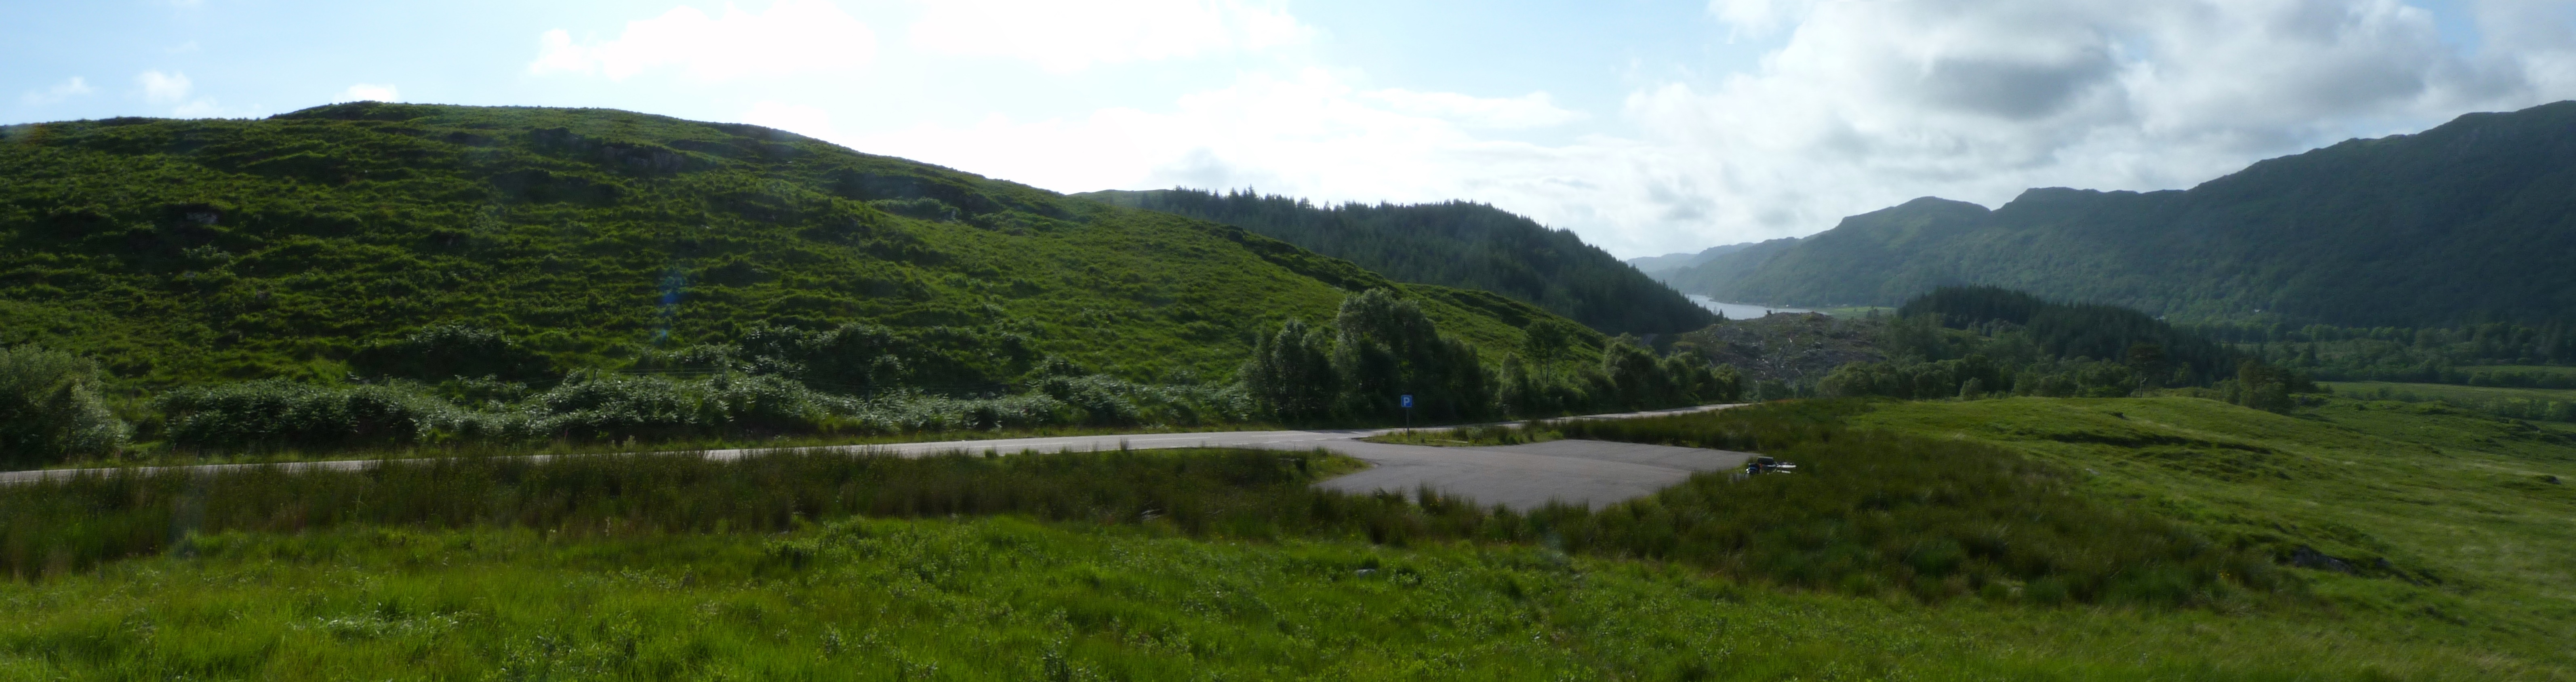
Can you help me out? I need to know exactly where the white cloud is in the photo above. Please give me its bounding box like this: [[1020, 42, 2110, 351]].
[[341, 83, 399, 102], [1709, 0, 1815, 37], [1563, 0, 2576, 254], [908, 0, 1309, 72], [137, 70, 191, 104], [1366, 90, 1583, 129], [833, 70, 1647, 247], [19, 77, 95, 105], [530, 0, 876, 82]]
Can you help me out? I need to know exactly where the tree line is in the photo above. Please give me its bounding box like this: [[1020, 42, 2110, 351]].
[[2187, 319, 2576, 385], [1086, 189, 1715, 335], [1808, 287, 2311, 411]]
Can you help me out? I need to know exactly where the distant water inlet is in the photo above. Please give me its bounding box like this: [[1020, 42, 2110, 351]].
[[1688, 295, 1817, 320]]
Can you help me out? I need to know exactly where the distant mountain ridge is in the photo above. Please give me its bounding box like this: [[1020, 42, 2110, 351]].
[[1661, 100, 2576, 326], [1080, 189, 1713, 335], [1626, 242, 1753, 276]]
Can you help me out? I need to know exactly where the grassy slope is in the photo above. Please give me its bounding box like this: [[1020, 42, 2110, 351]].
[[0, 518, 2550, 680], [1852, 396, 2576, 663], [0, 103, 1562, 388]]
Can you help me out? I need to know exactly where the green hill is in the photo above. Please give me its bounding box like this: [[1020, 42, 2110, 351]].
[[1078, 189, 1713, 335], [1664, 100, 2576, 327], [0, 103, 1564, 389]]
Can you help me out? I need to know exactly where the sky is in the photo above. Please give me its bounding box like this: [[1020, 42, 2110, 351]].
[[8, 0, 2576, 259]]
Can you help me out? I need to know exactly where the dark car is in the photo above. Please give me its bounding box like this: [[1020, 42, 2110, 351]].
[[1743, 456, 1798, 474]]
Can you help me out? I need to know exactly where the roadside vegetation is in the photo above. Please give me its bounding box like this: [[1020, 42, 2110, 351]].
[[1362, 422, 1563, 446], [2, 286, 1737, 469], [2, 396, 2566, 678]]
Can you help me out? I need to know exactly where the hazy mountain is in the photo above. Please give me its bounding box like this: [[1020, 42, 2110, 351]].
[[1626, 242, 1755, 277], [1661, 101, 2576, 326]]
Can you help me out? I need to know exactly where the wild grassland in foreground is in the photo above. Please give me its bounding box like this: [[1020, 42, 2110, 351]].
[[0, 518, 2549, 681], [0, 398, 2568, 678]]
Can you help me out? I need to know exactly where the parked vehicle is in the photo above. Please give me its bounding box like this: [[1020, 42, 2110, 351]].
[[1744, 456, 1797, 474]]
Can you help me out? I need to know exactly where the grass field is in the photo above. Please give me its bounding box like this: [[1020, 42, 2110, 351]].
[[1852, 397, 2576, 658], [2326, 380, 2576, 403], [2, 518, 2559, 680], [1, 396, 2569, 679]]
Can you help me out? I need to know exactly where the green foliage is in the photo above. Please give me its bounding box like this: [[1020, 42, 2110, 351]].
[[145, 368, 1256, 453], [1238, 318, 1338, 422], [1896, 286, 2239, 386], [2196, 320, 2576, 385], [156, 379, 469, 452], [0, 103, 1551, 392], [2223, 360, 2309, 413], [0, 346, 126, 466], [1332, 289, 1492, 420], [736, 322, 1038, 395], [1238, 290, 1730, 423], [1806, 288, 2286, 402], [347, 324, 554, 382], [1084, 188, 1714, 335], [1666, 101, 2576, 327], [534, 372, 831, 440], [1598, 337, 1739, 408], [1821, 355, 2008, 400]]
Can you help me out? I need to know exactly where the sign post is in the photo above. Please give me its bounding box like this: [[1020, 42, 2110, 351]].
[[1400, 394, 1413, 428]]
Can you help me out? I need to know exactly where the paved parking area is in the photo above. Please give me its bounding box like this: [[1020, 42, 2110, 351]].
[[1311, 440, 1756, 510]]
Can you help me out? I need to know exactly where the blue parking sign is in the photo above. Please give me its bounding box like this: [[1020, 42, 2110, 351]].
[[1400, 394, 1414, 408]]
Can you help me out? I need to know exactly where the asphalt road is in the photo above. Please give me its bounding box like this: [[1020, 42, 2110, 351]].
[[1, 404, 1755, 509]]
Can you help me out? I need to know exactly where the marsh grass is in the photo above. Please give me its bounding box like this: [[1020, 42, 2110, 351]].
[[2323, 380, 2576, 422], [9, 402, 2286, 610], [2, 398, 2570, 678], [1555, 400, 2289, 606], [3, 518, 2549, 681], [1848, 395, 2576, 653]]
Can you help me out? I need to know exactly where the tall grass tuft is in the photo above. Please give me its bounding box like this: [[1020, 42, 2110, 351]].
[[1556, 400, 2290, 605]]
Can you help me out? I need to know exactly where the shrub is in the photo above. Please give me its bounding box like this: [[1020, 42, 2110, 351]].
[[537, 372, 836, 440], [348, 324, 555, 382], [0, 346, 127, 466], [158, 380, 453, 452]]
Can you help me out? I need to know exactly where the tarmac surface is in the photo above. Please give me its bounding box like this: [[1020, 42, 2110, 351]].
[[1309, 439, 1757, 509], [1, 404, 1756, 509]]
